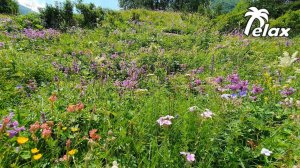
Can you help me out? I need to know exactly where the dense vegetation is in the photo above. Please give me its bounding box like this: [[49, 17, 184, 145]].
[[0, 0, 299, 167], [0, 0, 18, 14], [119, 0, 299, 15]]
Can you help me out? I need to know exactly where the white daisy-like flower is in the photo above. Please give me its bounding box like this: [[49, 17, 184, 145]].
[[261, 148, 272, 156]]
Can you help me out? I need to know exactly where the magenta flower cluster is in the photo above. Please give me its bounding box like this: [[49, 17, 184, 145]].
[[114, 61, 147, 89], [22, 28, 60, 39], [217, 73, 264, 100], [226, 73, 248, 92]]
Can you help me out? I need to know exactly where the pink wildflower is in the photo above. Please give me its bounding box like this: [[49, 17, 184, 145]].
[[200, 109, 214, 119], [180, 152, 196, 162], [42, 128, 52, 139], [157, 115, 174, 126]]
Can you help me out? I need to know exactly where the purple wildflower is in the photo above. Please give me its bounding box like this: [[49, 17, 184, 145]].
[[228, 84, 241, 91], [122, 80, 137, 89], [111, 53, 118, 59], [231, 93, 238, 99], [239, 80, 249, 91], [22, 28, 60, 39], [7, 130, 18, 138], [54, 76, 59, 82], [227, 73, 240, 84], [72, 60, 80, 74], [194, 79, 201, 86], [27, 79, 37, 91], [251, 85, 264, 95], [0, 112, 25, 138], [285, 40, 290, 47], [215, 76, 223, 84], [280, 87, 296, 97], [191, 67, 204, 74], [16, 85, 23, 90], [239, 90, 247, 97]]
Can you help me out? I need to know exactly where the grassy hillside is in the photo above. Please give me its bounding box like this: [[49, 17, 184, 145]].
[[0, 10, 299, 167]]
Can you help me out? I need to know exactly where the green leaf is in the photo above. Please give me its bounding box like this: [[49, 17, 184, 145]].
[[20, 151, 31, 160]]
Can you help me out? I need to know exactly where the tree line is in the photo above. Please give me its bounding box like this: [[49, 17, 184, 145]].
[[119, 0, 211, 11], [119, 0, 299, 17], [0, 0, 18, 14], [1, 0, 298, 32], [40, 0, 104, 29]]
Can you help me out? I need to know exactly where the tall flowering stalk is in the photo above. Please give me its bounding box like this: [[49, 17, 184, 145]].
[[49, 93, 57, 113]]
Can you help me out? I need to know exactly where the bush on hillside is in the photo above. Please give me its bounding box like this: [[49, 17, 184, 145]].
[[0, 0, 18, 15], [62, 0, 75, 27], [271, 10, 300, 37], [76, 2, 104, 28], [213, 0, 249, 33], [40, 3, 63, 29], [40, 0, 75, 30], [15, 13, 43, 29], [250, 0, 300, 19]]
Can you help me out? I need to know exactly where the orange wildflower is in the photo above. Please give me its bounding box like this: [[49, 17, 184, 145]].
[[89, 129, 100, 141], [67, 102, 84, 112], [75, 102, 84, 111], [29, 121, 40, 134], [48, 93, 57, 103], [67, 105, 76, 112]]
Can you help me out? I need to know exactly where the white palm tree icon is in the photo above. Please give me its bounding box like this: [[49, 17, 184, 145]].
[[244, 7, 269, 35]]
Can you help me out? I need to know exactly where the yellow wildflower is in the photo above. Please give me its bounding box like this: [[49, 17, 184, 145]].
[[17, 137, 29, 145], [62, 127, 67, 131], [68, 149, 77, 156], [31, 148, 39, 154], [71, 127, 79, 132], [33, 153, 42, 160]]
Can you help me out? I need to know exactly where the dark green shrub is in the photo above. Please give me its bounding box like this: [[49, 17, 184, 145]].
[[0, 0, 18, 14], [40, 0, 75, 30], [270, 10, 300, 37], [250, 0, 300, 19], [63, 0, 74, 27], [76, 2, 104, 28], [40, 3, 63, 29], [131, 11, 140, 21], [213, 0, 249, 33]]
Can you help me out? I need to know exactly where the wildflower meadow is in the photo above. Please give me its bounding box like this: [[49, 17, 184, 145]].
[[0, 4, 300, 168]]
